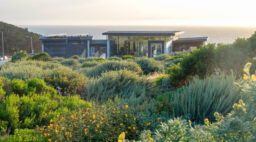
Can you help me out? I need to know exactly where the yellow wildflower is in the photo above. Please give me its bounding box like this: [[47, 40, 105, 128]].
[[50, 119, 54, 123], [48, 139, 52, 142], [71, 115, 74, 119], [147, 123, 151, 126], [125, 105, 128, 108], [118, 132, 126, 142], [133, 127, 136, 130], [56, 115, 59, 118], [157, 117, 161, 121], [55, 129, 58, 134], [47, 134, 50, 136], [128, 126, 131, 130], [65, 132, 69, 135], [83, 114, 86, 117], [120, 123, 123, 126], [147, 133, 151, 137], [149, 137, 154, 142], [44, 133, 48, 137], [66, 137, 70, 140], [97, 124, 100, 128], [125, 114, 128, 118], [252, 75, 256, 81], [61, 127, 65, 130], [254, 117, 256, 121], [204, 118, 210, 126], [92, 114, 96, 119], [69, 128, 73, 131], [84, 129, 88, 135], [134, 117, 136, 121], [243, 74, 248, 80]]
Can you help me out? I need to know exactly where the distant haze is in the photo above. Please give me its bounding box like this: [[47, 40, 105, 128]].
[[1, 0, 256, 26]]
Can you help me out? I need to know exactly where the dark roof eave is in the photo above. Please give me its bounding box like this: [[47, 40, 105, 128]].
[[103, 31, 183, 36]]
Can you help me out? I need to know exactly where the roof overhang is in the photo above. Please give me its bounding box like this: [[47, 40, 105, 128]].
[[103, 31, 183, 36]]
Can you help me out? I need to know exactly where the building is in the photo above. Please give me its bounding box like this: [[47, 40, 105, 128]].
[[39, 31, 207, 58]]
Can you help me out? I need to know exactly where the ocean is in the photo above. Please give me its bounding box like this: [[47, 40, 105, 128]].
[[22, 25, 256, 44]]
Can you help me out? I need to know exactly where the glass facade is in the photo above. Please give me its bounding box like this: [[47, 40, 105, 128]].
[[109, 36, 169, 57]]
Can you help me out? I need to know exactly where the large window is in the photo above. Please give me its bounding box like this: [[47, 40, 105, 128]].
[[110, 36, 168, 57]]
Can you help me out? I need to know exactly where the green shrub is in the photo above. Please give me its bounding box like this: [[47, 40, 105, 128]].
[[86, 61, 143, 78], [31, 52, 50, 61], [122, 55, 135, 60], [108, 56, 122, 61], [26, 78, 57, 95], [153, 54, 172, 61], [168, 45, 215, 86], [50, 57, 65, 62], [81, 60, 104, 68], [84, 57, 105, 62], [2, 129, 45, 142], [170, 74, 240, 123], [0, 61, 63, 80], [10, 79, 27, 95], [61, 59, 81, 70], [155, 74, 172, 92], [214, 44, 248, 74], [135, 57, 164, 75], [0, 93, 89, 133], [87, 70, 157, 101], [0, 120, 8, 136], [44, 68, 87, 96], [11, 50, 28, 62]]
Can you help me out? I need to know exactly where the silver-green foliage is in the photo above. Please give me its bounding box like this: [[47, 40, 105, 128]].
[[171, 74, 240, 122], [87, 70, 157, 101], [86, 61, 143, 78], [0, 61, 64, 80], [135, 57, 164, 75]]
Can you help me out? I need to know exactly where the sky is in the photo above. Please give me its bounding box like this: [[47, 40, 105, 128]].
[[0, 0, 256, 26]]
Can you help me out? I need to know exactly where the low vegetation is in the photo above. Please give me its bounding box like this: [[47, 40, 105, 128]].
[[1, 32, 256, 141]]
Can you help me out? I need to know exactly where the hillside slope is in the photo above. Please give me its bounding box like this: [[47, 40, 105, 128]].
[[0, 21, 42, 56]]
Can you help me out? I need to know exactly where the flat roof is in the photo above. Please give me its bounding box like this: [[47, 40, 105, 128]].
[[39, 34, 93, 41], [103, 31, 183, 36], [174, 37, 208, 43]]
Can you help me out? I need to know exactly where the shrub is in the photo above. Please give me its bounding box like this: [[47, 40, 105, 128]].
[[31, 52, 50, 61], [39, 102, 153, 141], [168, 45, 215, 86], [84, 57, 105, 62], [11, 50, 28, 62], [86, 61, 143, 78], [81, 60, 104, 68], [2, 129, 45, 142], [10, 79, 27, 95], [122, 55, 135, 60], [170, 74, 240, 123], [0, 94, 89, 133], [0, 61, 63, 80], [50, 57, 65, 62], [26, 78, 57, 95], [87, 70, 157, 101], [44, 68, 87, 96], [153, 54, 171, 61], [135, 57, 164, 75], [61, 59, 81, 70], [108, 56, 122, 61]]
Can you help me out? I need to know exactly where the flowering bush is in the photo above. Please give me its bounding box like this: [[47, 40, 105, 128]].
[[39, 102, 154, 142]]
